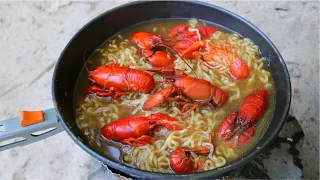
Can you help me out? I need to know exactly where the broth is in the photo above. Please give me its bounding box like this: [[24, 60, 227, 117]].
[[74, 19, 275, 173]]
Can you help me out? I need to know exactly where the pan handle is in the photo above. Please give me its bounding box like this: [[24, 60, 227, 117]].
[[0, 108, 63, 151]]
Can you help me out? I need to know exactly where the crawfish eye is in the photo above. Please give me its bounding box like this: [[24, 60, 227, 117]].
[[209, 99, 218, 108], [152, 40, 160, 45], [150, 121, 156, 125], [239, 118, 243, 123], [185, 151, 191, 157]]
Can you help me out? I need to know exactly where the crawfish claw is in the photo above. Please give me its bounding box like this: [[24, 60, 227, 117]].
[[122, 135, 155, 147], [181, 40, 205, 58], [142, 86, 176, 111]]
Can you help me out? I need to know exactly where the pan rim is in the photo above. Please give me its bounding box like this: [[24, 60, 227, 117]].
[[52, 0, 291, 178]]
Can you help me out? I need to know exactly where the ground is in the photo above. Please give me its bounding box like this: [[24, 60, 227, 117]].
[[0, 1, 318, 179]]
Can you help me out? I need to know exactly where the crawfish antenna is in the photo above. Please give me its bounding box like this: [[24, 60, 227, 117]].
[[160, 43, 198, 77], [83, 48, 90, 73]]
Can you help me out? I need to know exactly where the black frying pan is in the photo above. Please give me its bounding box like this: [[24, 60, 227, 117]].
[[0, 1, 291, 179]]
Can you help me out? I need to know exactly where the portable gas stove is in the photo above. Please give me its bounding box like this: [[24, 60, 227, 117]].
[[87, 115, 304, 179]]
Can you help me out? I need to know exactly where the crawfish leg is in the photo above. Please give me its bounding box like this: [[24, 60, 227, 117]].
[[95, 88, 114, 97], [107, 61, 121, 67], [122, 135, 155, 147], [194, 158, 207, 172], [236, 126, 255, 147], [226, 119, 254, 140], [209, 132, 215, 144], [167, 88, 190, 103], [167, 95, 191, 103], [113, 91, 131, 101], [95, 87, 121, 97], [95, 86, 130, 101], [227, 126, 255, 149], [176, 101, 207, 116], [192, 52, 221, 70], [147, 65, 176, 76]]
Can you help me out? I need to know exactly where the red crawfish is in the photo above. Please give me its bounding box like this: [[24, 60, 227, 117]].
[[131, 32, 177, 75], [169, 147, 210, 174], [181, 40, 250, 80], [142, 73, 228, 116], [86, 62, 155, 100], [217, 89, 269, 148], [101, 113, 183, 146], [168, 25, 217, 56], [131, 31, 194, 76]]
